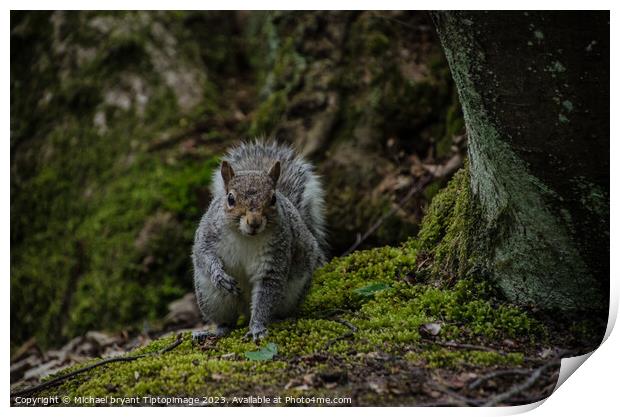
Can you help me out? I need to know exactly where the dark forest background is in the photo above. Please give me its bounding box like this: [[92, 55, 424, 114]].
[[11, 11, 465, 349]]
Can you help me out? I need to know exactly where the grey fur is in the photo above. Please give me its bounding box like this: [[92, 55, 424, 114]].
[[192, 140, 327, 341]]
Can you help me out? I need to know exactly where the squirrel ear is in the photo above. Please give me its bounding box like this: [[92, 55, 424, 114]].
[[221, 160, 234, 189], [268, 161, 281, 184]]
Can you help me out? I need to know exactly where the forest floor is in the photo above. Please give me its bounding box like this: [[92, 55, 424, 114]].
[[10, 242, 603, 407]]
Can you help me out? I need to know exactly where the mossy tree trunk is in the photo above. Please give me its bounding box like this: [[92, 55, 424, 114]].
[[431, 11, 608, 310]]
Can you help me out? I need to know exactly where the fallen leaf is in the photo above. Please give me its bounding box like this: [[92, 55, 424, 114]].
[[354, 283, 391, 297], [244, 343, 278, 361], [10, 355, 40, 382], [423, 154, 463, 178]]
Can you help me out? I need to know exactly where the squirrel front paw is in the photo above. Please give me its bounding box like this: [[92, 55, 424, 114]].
[[243, 325, 268, 344], [213, 272, 240, 295]]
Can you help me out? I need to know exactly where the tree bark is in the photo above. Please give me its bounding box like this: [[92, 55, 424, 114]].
[[432, 11, 609, 310]]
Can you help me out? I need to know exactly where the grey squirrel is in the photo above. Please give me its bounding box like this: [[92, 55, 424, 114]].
[[192, 141, 327, 342]]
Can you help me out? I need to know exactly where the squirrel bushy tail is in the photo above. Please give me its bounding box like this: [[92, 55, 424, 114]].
[[211, 140, 327, 251]]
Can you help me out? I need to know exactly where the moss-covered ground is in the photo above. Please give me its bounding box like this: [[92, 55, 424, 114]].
[[14, 167, 604, 406]]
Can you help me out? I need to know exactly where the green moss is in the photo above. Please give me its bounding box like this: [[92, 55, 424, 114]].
[[351, 277, 543, 352], [423, 181, 443, 201], [160, 159, 221, 219], [247, 28, 307, 137], [417, 165, 479, 281], [66, 155, 219, 338], [301, 245, 418, 315]]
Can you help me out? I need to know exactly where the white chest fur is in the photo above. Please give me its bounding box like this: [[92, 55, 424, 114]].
[[217, 229, 272, 286]]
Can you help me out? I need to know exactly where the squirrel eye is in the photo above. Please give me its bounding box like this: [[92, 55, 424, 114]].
[[227, 193, 235, 207], [270, 193, 277, 206]]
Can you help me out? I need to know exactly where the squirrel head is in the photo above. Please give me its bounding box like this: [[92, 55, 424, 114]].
[[220, 160, 280, 236]]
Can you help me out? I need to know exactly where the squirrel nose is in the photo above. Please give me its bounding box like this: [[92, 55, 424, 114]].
[[246, 213, 262, 228]]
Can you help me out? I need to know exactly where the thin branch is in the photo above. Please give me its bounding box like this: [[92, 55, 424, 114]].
[[11, 333, 184, 398], [159, 334, 184, 353], [334, 318, 358, 332]]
